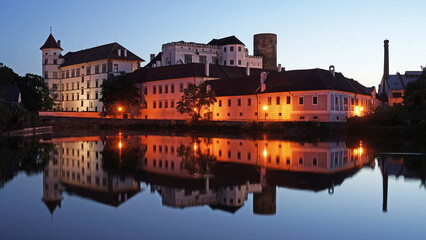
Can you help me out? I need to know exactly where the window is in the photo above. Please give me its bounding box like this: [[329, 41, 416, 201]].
[[72, 94, 74, 101], [268, 97, 272, 105], [72, 82, 74, 90], [95, 65, 99, 74], [223, 60, 226, 65], [66, 94, 69, 101], [313, 158, 317, 166], [184, 55, 192, 64], [71, 69, 75, 78], [53, 72, 57, 79], [230, 60, 234, 65], [351, 98, 354, 105], [165, 85, 168, 93], [81, 76, 84, 83], [199, 56, 206, 64], [66, 70, 69, 78], [153, 101, 156, 108], [344, 97, 348, 105], [62, 71, 65, 78], [180, 83, 184, 92], [86, 66, 91, 75], [95, 92, 98, 99], [248, 98, 251, 106], [223, 47, 227, 52], [144, 88, 147, 95], [113, 64, 118, 73], [102, 64, 107, 73], [87, 80, 90, 88], [212, 57, 219, 64], [392, 92, 402, 98], [228, 99, 231, 106], [165, 100, 168, 108], [76, 68, 80, 77], [159, 85, 162, 94], [153, 86, 157, 94], [159, 101, 162, 108], [287, 96, 291, 104], [237, 99, 241, 106], [171, 84, 174, 93], [230, 46, 234, 52], [95, 80, 98, 88], [299, 97, 304, 105], [276, 97, 280, 105], [219, 100, 222, 107], [87, 92, 89, 100], [44, 59, 48, 65], [81, 88, 84, 95], [170, 100, 174, 108], [77, 94, 79, 100], [53, 59, 57, 65], [238, 46, 242, 52], [66, 83, 69, 90], [238, 60, 241, 65], [313, 96, 318, 105], [81, 101, 83, 107]]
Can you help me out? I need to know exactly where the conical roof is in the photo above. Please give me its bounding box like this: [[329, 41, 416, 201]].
[[40, 34, 63, 50]]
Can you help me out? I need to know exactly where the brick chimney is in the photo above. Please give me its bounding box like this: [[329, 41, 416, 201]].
[[383, 40, 389, 80]]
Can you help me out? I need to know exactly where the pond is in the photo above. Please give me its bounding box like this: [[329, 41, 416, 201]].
[[0, 132, 425, 239]]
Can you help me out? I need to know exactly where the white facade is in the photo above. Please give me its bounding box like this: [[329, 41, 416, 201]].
[[41, 35, 143, 112], [160, 40, 262, 68]]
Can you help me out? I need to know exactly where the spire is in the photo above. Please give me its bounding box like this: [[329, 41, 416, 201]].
[[40, 33, 63, 50]]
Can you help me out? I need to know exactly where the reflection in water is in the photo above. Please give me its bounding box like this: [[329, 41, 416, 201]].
[[39, 134, 379, 216]]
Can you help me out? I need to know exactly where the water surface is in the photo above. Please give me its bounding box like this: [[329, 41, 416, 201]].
[[0, 133, 425, 239]]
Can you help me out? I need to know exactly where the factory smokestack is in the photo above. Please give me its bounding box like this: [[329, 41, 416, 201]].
[[383, 40, 389, 80]]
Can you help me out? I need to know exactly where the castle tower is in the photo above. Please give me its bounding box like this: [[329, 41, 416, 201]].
[[40, 33, 63, 110], [254, 33, 277, 71], [41, 151, 63, 217]]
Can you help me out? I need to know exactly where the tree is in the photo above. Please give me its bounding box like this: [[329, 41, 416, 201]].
[[0, 64, 19, 85], [100, 72, 140, 117], [17, 74, 54, 112], [403, 67, 426, 123], [176, 82, 216, 122]]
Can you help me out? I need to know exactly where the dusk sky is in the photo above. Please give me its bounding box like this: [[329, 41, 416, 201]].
[[0, 0, 425, 88]]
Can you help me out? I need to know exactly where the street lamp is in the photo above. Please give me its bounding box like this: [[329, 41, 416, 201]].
[[263, 106, 268, 121], [118, 106, 123, 112]]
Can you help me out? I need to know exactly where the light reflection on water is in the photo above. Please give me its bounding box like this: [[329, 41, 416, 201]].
[[0, 133, 425, 239]]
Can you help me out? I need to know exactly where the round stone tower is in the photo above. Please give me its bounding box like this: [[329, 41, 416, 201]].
[[254, 33, 277, 71]]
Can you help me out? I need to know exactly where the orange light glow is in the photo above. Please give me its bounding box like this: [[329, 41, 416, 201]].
[[263, 149, 267, 157], [193, 108, 197, 112], [193, 143, 197, 151], [118, 141, 123, 149], [118, 107, 123, 112], [355, 106, 364, 116], [263, 106, 268, 111]]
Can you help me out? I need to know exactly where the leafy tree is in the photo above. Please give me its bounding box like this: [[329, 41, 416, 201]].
[[100, 73, 140, 117], [403, 67, 426, 123], [17, 74, 54, 112], [0, 64, 19, 85], [0, 100, 10, 132], [176, 82, 216, 122]]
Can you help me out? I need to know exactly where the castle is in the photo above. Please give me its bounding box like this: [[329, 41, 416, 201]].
[[41, 33, 374, 122]]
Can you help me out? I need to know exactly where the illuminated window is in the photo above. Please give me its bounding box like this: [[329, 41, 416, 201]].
[[287, 96, 291, 104]]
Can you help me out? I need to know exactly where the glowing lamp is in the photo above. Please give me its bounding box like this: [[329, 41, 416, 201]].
[[263, 149, 267, 158], [118, 107, 123, 112], [118, 141, 123, 149], [193, 143, 197, 151], [193, 108, 197, 112], [263, 106, 268, 111]]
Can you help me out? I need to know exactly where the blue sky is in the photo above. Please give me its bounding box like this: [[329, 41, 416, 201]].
[[0, 0, 425, 88]]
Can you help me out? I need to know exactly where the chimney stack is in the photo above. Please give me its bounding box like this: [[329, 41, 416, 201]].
[[57, 40, 61, 47], [156, 61, 161, 67], [205, 62, 209, 77], [277, 64, 282, 72], [329, 65, 335, 77], [383, 40, 389, 80], [246, 62, 250, 76], [150, 54, 155, 61]]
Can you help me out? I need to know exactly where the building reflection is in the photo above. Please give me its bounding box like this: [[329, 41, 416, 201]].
[[42, 134, 374, 216], [377, 154, 426, 212], [42, 136, 141, 216]]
